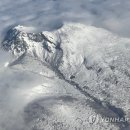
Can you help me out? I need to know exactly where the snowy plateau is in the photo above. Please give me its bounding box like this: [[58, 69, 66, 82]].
[[1, 22, 130, 130]]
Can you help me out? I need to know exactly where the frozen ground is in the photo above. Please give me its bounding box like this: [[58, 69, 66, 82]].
[[0, 0, 130, 130]]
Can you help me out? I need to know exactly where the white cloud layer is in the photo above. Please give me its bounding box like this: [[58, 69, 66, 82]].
[[0, 0, 130, 38]]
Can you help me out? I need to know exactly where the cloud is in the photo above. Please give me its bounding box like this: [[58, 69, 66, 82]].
[[0, 0, 130, 38]]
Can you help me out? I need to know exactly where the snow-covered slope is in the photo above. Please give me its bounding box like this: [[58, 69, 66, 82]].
[[2, 23, 130, 130]]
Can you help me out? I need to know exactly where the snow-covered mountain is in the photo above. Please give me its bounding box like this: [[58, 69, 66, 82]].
[[2, 23, 130, 130]]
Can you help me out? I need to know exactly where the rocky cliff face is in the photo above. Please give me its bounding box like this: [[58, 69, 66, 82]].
[[2, 25, 63, 68]]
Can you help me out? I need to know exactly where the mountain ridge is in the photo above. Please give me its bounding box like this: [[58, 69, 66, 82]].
[[2, 22, 130, 130]]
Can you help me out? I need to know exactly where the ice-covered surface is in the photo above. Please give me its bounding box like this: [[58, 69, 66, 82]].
[[1, 23, 130, 130]]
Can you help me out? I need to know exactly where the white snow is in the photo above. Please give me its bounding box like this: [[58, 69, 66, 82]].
[[0, 0, 130, 130], [1, 22, 130, 129]]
